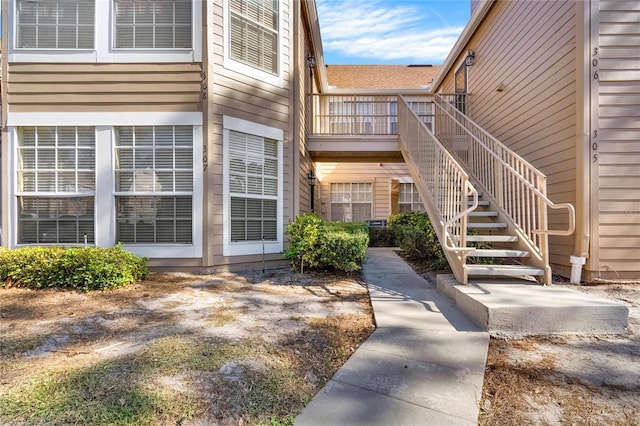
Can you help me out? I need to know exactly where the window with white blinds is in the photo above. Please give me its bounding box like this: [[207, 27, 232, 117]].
[[114, 0, 193, 49], [229, 0, 279, 75], [398, 183, 425, 213], [114, 126, 193, 244], [228, 130, 278, 242], [16, 126, 96, 244], [330, 183, 372, 223], [16, 0, 95, 49]]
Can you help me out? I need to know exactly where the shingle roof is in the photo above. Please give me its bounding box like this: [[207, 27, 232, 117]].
[[325, 64, 441, 90]]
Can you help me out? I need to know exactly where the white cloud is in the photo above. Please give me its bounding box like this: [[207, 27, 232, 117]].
[[316, 0, 465, 63]]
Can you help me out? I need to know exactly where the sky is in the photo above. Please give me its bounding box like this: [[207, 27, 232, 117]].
[[315, 0, 471, 65]]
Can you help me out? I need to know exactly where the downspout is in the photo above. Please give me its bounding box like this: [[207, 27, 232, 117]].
[[571, 0, 594, 283]]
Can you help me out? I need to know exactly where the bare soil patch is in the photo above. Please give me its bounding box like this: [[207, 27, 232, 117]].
[[0, 268, 374, 425], [479, 282, 640, 426]]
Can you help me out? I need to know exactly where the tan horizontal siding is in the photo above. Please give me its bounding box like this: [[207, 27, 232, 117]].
[[7, 63, 204, 112], [374, 176, 391, 219], [596, 0, 640, 274], [316, 163, 414, 221], [437, 1, 578, 272], [204, 0, 294, 266]]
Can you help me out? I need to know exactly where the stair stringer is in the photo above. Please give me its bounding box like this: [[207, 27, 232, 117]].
[[397, 136, 475, 285]]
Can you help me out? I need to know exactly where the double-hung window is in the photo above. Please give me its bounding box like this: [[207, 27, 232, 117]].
[[114, 126, 194, 244], [228, 131, 278, 243], [16, 0, 95, 49], [223, 116, 282, 256], [398, 183, 425, 213], [114, 0, 193, 49], [16, 126, 96, 244], [330, 183, 372, 223], [11, 0, 201, 62], [229, 0, 279, 75], [10, 114, 202, 258]]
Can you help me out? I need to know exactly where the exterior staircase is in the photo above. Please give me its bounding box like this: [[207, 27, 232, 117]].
[[397, 94, 575, 285], [465, 191, 545, 279]]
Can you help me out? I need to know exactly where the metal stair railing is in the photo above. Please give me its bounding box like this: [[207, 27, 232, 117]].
[[434, 94, 575, 283], [397, 95, 478, 284]]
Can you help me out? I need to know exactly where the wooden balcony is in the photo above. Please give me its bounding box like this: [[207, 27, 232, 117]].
[[308, 94, 433, 162]]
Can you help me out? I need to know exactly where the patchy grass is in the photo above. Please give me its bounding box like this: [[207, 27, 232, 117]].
[[0, 270, 374, 425]]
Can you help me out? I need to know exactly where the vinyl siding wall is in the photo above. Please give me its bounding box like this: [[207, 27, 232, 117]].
[[316, 162, 415, 221], [296, 2, 315, 217], [594, 0, 640, 279], [439, 0, 578, 275], [205, 0, 294, 268], [7, 63, 204, 112]]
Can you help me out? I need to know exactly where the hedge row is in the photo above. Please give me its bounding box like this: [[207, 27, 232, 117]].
[[283, 214, 369, 273], [0, 244, 148, 291]]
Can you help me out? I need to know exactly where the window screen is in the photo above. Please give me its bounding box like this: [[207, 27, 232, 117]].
[[16, 0, 95, 49], [16, 126, 96, 244], [114, 0, 193, 48], [228, 130, 279, 242], [398, 183, 425, 213], [330, 182, 372, 223], [229, 0, 279, 75], [115, 126, 193, 244]]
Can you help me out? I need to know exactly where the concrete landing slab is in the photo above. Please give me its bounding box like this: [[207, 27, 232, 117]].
[[437, 274, 630, 337]]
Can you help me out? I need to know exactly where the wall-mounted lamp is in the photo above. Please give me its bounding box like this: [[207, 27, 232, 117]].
[[306, 54, 317, 77], [306, 54, 317, 69], [307, 169, 316, 212], [307, 169, 316, 186], [465, 49, 475, 67]]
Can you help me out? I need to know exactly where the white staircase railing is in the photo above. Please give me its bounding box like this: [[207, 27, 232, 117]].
[[397, 95, 478, 284], [434, 94, 575, 283]]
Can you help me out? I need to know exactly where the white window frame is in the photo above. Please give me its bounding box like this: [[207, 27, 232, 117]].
[[398, 182, 425, 213], [223, 116, 283, 257], [14, 126, 97, 245], [223, 0, 284, 88], [8, 0, 202, 63], [7, 112, 203, 259], [329, 182, 373, 223]]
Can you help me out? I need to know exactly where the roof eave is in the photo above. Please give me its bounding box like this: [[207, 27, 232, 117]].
[[429, 0, 495, 92]]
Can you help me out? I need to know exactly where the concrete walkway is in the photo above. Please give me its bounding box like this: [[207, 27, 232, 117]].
[[295, 248, 490, 426]]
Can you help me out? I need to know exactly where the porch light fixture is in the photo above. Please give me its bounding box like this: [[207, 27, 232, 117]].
[[465, 49, 475, 67], [307, 169, 316, 213], [306, 54, 317, 69], [307, 169, 317, 186]]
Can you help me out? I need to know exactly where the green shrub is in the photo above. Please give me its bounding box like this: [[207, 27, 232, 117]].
[[283, 214, 369, 273], [0, 244, 148, 291], [388, 211, 450, 271], [368, 226, 397, 247]]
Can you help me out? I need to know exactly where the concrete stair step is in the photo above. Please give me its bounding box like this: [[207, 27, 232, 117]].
[[466, 264, 545, 277], [468, 249, 530, 258], [468, 222, 508, 229]]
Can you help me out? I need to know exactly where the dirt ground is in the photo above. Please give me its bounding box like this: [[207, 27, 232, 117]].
[[0, 269, 374, 425], [1, 266, 639, 425], [479, 281, 640, 426]]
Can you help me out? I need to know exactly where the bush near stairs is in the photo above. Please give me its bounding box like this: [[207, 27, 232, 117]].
[[387, 212, 450, 271], [284, 214, 369, 273]]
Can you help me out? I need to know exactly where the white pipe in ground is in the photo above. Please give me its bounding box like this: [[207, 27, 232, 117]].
[[569, 255, 587, 284]]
